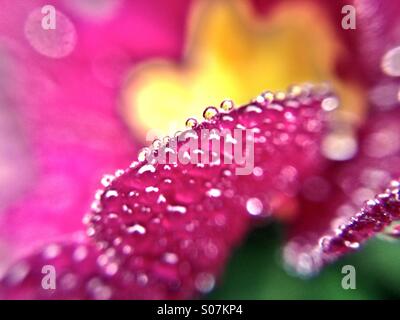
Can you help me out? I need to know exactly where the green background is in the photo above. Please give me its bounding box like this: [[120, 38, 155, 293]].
[[207, 223, 400, 299]]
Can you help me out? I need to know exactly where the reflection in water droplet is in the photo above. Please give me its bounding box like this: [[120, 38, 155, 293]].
[[24, 8, 77, 58]]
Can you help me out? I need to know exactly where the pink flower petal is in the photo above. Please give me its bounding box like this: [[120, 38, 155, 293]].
[[0, 0, 190, 270], [1, 85, 337, 299], [285, 109, 400, 275]]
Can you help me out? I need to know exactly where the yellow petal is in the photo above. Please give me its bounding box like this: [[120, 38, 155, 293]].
[[121, 0, 365, 140]]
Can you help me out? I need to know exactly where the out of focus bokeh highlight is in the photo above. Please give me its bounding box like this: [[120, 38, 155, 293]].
[[1, 0, 400, 299]]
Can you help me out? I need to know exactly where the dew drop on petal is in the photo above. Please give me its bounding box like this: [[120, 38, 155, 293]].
[[73, 245, 88, 262], [195, 272, 215, 294], [126, 223, 146, 235], [4, 262, 30, 286], [87, 278, 112, 300], [101, 175, 114, 187], [369, 82, 400, 110], [43, 244, 61, 259], [137, 147, 150, 162], [206, 188, 222, 198], [321, 97, 339, 111], [152, 139, 162, 150], [253, 167, 264, 177], [381, 47, 400, 77], [262, 91, 274, 102], [24, 8, 77, 58], [322, 132, 358, 161], [220, 99, 234, 111], [274, 91, 286, 101], [185, 117, 198, 129], [246, 197, 263, 216], [288, 85, 302, 97], [203, 106, 219, 120], [163, 252, 179, 264]]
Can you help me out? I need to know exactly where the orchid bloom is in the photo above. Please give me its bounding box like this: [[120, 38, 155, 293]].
[[1, 0, 400, 300]]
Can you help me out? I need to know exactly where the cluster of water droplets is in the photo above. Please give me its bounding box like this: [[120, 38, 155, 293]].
[[83, 84, 337, 296], [320, 180, 400, 257], [1, 84, 339, 299]]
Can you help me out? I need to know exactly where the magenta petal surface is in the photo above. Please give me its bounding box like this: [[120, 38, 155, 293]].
[[285, 109, 400, 275], [1, 86, 335, 299], [0, 0, 190, 271]]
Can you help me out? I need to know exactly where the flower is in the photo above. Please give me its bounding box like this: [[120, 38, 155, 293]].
[[2, 85, 342, 299], [1, 0, 400, 300]]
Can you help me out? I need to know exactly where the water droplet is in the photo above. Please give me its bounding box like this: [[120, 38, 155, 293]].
[[195, 273, 215, 293], [274, 91, 286, 101], [5, 262, 30, 285], [87, 227, 95, 237], [138, 164, 156, 174], [203, 106, 219, 120], [60, 273, 77, 290], [104, 189, 118, 198], [253, 167, 264, 177], [87, 278, 112, 300], [369, 82, 400, 110], [137, 147, 150, 162], [185, 117, 198, 129], [104, 262, 119, 276], [322, 132, 358, 161], [126, 223, 146, 235], [137, 273, 149, 286], [43, 244, 61, 259], [152, 139, 162, 150], [381, 46, 400, 76], [101, 175, 114, 187], [246, 198, 263, 216], [167, 205, 187, 214], [220, 99, 234, 111], [163, 252, 179, 264], [73, 245, 88, 262], [321, 97, 339, 111], [145, 186, 159, 193], [262, 91, 274, 102], [288, 85, 302, 97], [206, 188, 222, 197], [24, 8, 77, 58]]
